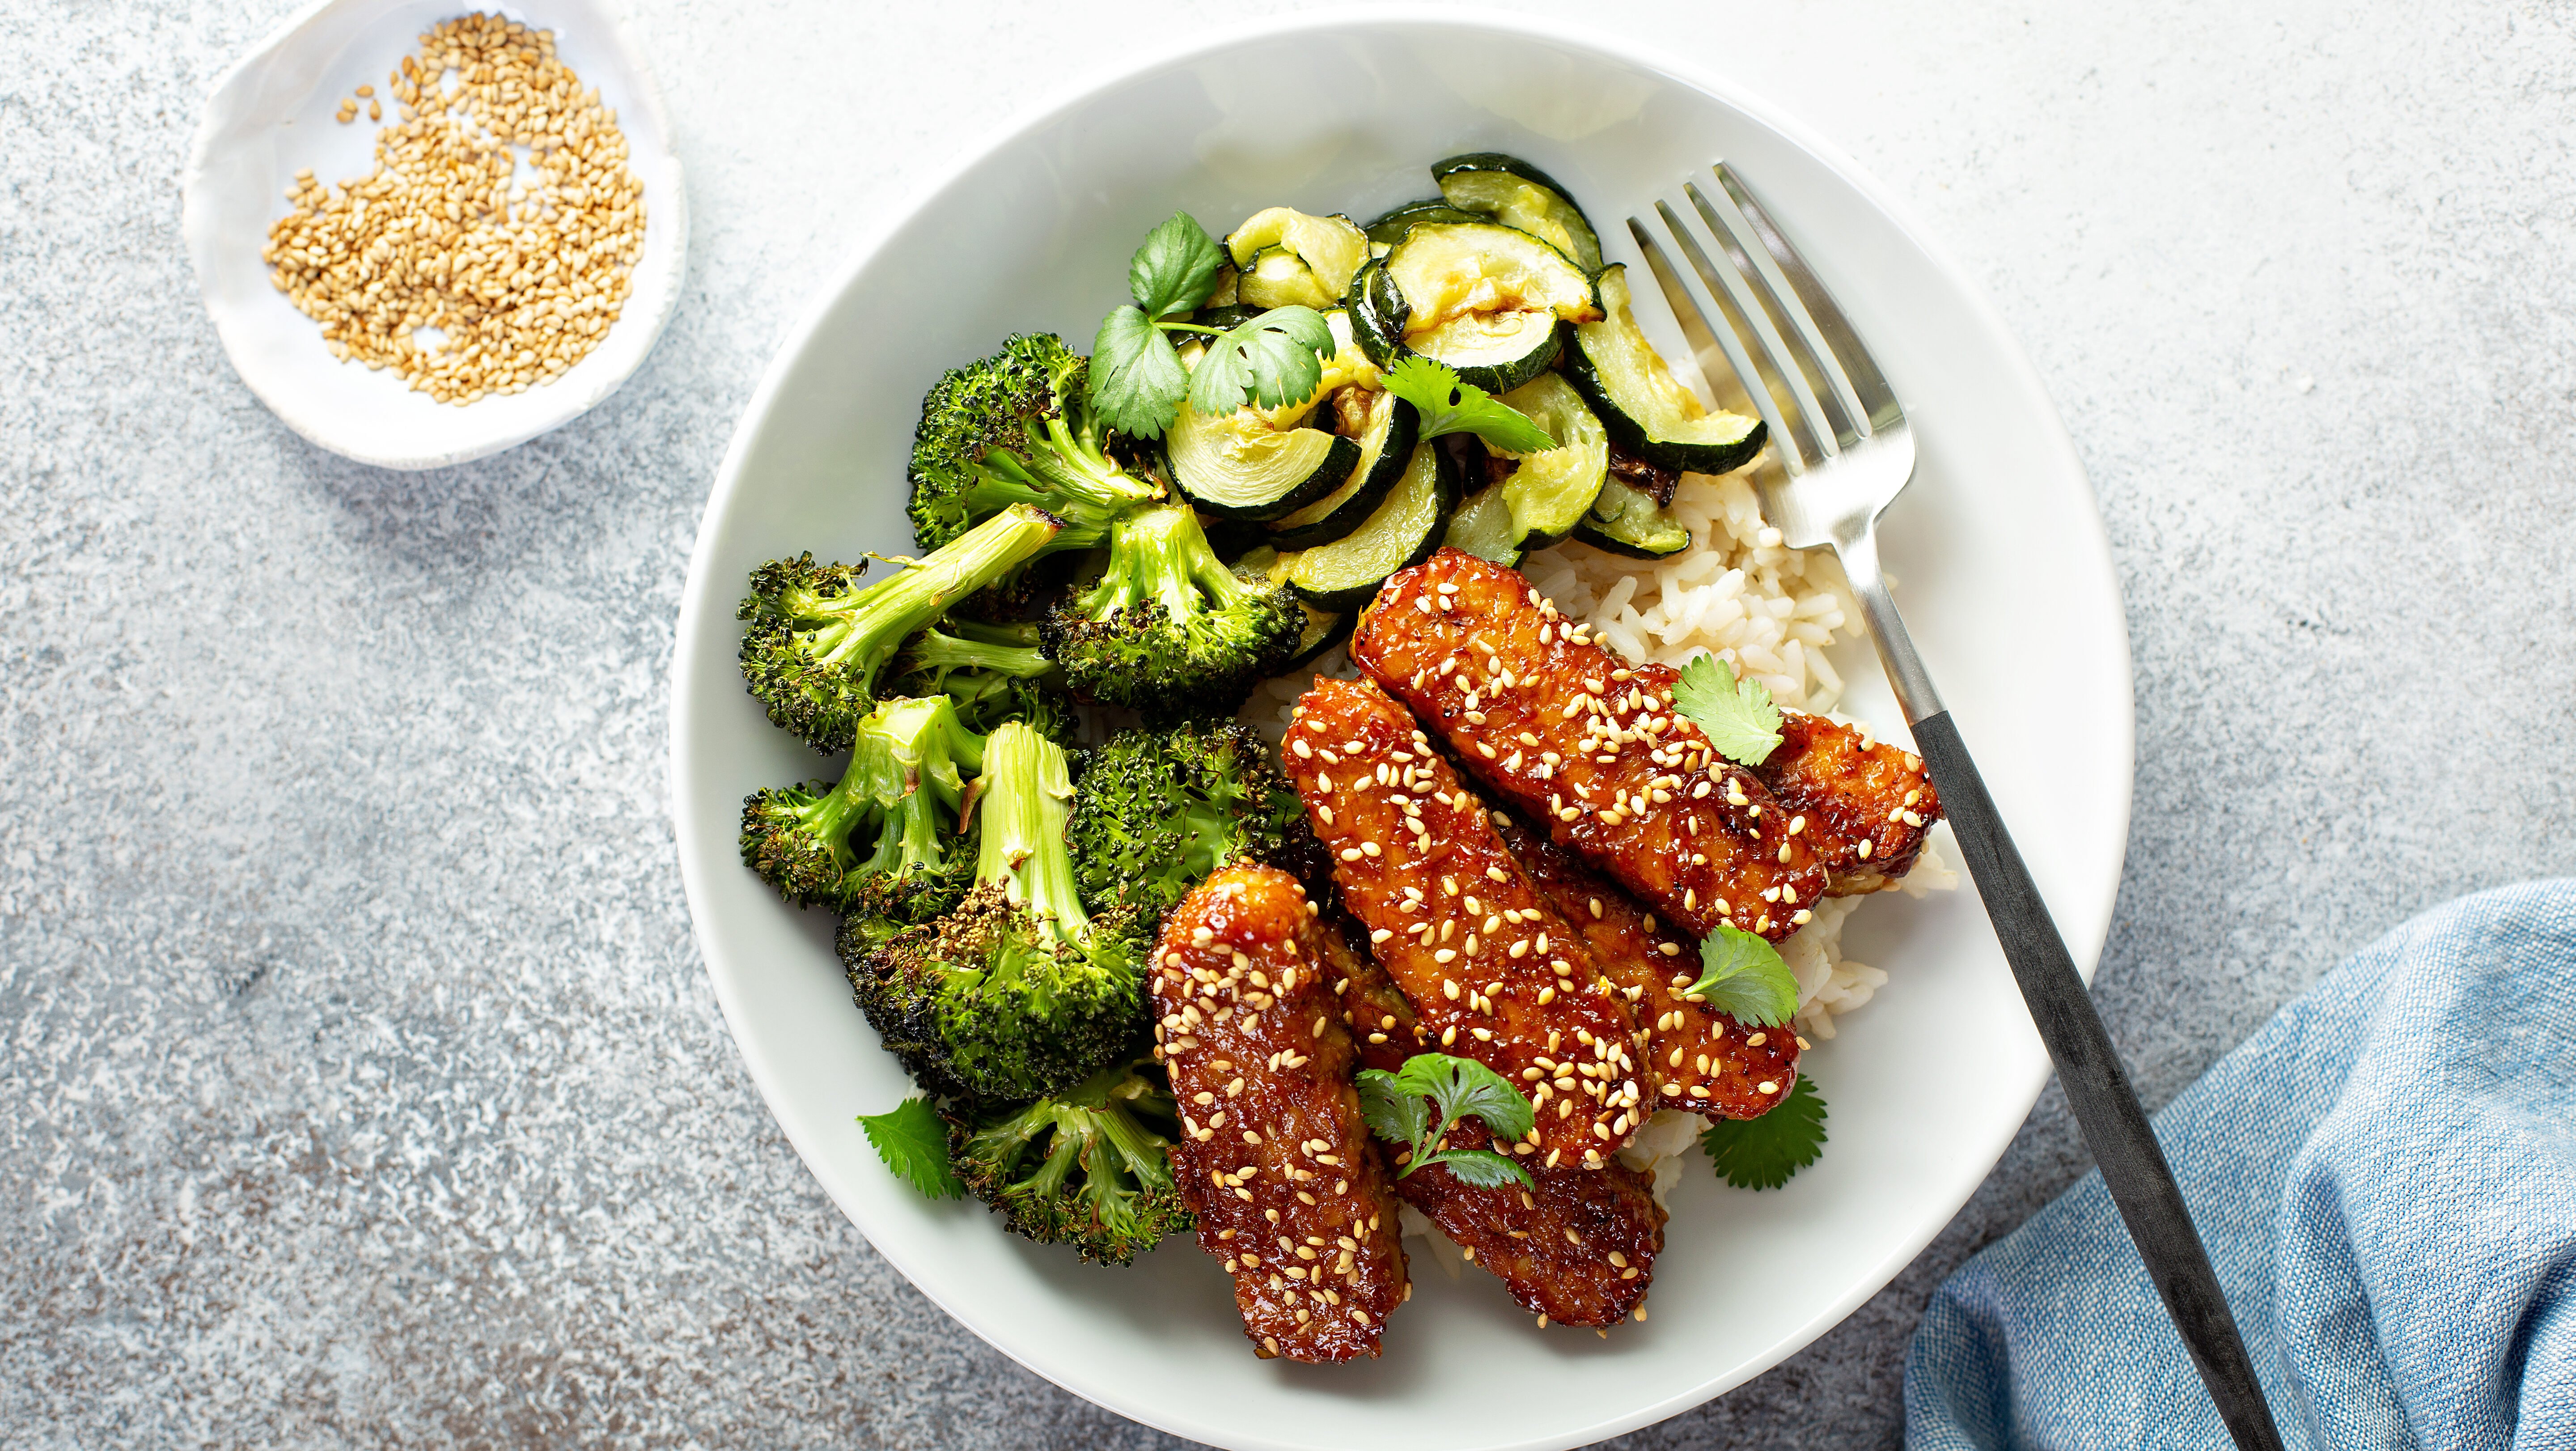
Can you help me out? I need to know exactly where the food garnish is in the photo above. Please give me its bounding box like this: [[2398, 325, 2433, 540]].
[[1089, 212, 1338, 437], [857, 1096, 966, 1200], [1669, 651, 1784, 768], [1356, 1053, 1537, 1189], [1682, 924, 1799, 1031], [1697, 1075, 1828, 1190], [1379, 355, 1560, 454]]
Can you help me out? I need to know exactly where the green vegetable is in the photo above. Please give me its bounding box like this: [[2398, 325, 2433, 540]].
[[1222, 207, 1369, 310], [736, 504, 1063, 752], [1431, 152, 1604, 274], [1698, 1075, 1827, 1190], [1038, 499, 1304, 717], [1163, 390, 1359, 520], [1282, 440, 1462, 611], [1483, 372, 1610, 551], [888, 619, 1077, 742], [844, 722, 1148, 1102], [1356, 221, 1598, 393], [1572, 475, 1692, 560], [1565, 265, 1767, 475], [859, 1096, 966, 1200], [1067, 719, 1319, 925], [947, 1054, 1192, 1265], [906, 333, 1161, 552], [1379, 355, 1559, 454], [1684, 923, 1799, 1030], [1670, 651, 1784, 767], [1356, 1052, 1536, 1189], [1266, 386, 1419, 550], [1088, 212, 1338, 437], [737, 695, 984, 922]]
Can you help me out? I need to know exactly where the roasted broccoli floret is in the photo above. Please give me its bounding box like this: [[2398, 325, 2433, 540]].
[[1068, 719, 1325, 924], [1037, 501, 1303, 717], [907, 334, 1162, 551], [738, 695, 986, 920], [946, 1054, 1191, 1266], [846, 722, 1147, 1102], [889, 620, 1077, 743], [738, 504, 1065, 752]]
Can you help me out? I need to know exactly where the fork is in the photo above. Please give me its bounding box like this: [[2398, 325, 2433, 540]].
[[1628, 166, 2286, 1451]]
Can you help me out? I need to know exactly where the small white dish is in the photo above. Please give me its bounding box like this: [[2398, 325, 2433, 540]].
[[670, 10, 2134, 1449], [182, 0, 686, 471]]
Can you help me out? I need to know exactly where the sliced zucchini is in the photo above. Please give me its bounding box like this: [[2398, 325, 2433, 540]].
[[1363, 198, 1481, 245], [1355, 222, 1598, 393], [1567, 264, 1767, 475], [1443, 481, 1522, 567], [1432, 153, 1603, 274], [1488, 373, 1609, 550], [1166, 401, 1360, 521], [1267, 388, 1419, 549], [1283, 442, 1461, 611], [1225, 208, 1370, 311], [1573, 476, 1691, 559]]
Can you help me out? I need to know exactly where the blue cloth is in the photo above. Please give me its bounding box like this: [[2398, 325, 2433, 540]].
[[1905, 882, 2576, 1450]]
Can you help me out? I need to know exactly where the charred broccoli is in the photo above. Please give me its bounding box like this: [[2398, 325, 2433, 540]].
[[846, 722, 1147, 1102], [889, 620, 1077, 743], [1068, 719, 1324, 924], [738, 695, 985, 921], [946, 1054, 1191, 1265], [1037, 501, 1303, 717], [907, 334, 1162, 552], [738, 504, 1063, 752]]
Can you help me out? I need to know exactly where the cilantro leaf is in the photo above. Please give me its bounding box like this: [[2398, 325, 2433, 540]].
[[857, 1097, 964, 1200], [1355, 1068, 1432, 1150], [1186, 306, 1334, 417], [1423, 1148, 1530, 1189], [1392, 1053, 1536, 1145], [1128, 211, 1225, 322], [1684, 923, 1799, 1028], [1380, 355, 1559, 453], [1669, 652, 1783, 766], [1699, 1075, 1827, 1190], [1090, 304, 1189, 438]]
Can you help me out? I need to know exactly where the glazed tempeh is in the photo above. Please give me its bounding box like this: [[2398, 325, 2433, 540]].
[[1757, 710, 1940, 896], [1153, 863, 1408, 1362], [1288, 675, 1644, 1168], [1352, 548, 1828, 942], [1317, 913, 1424, 1076], [1493, 812, 1801, 1120], [1398, 1149, 1666, 1328]]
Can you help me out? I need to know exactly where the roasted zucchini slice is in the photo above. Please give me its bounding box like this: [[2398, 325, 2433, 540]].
[[1350, 221, 1599, 394], [1363, 198, 1481, 245], [1566, 264, 1767, 475], [1432, 153, 1603, 274], [1487, 373, 1609, 550], [1572, 476, 1692, 559], [1225, 207, 1371, 311], [1283, 442, 1461, 611], [1165, 401, 1360, 521], [1442, 481, 1523, 567], [1267, 387, 1419, 550]]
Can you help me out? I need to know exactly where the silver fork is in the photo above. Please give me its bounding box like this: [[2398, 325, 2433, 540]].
[[1630, 166, 2285, 1451]]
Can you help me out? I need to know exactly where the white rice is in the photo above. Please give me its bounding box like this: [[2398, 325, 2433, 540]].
[[1242, 465, 1956, 1041]]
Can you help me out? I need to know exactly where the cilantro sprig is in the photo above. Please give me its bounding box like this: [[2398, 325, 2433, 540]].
[[1684, 922, 1800, 1029], [1699, 1075, 1827, 1190], [1089, 211, 1336, 437], [1670, 652, 1783, 766], [1356, 1053, 1536, 1189], [1379, 355, 1559, 454], [858, 1096, 964, 1200]]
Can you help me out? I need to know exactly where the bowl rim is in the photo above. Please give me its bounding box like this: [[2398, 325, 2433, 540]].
[[670, 8, 2127, 1445], [180, 0, 691, 471]]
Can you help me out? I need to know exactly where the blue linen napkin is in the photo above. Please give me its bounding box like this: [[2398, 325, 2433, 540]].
[[1904, 881, 2576, 1450]]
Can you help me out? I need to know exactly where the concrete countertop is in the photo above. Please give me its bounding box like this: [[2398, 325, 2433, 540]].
[[7, 0, 2572, 1445]]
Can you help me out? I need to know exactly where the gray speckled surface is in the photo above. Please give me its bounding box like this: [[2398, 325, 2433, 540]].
[[7, 0, 2573, 1445]]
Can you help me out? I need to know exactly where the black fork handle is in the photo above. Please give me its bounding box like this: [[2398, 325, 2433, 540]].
[[1911, 711, 2285, 1451]]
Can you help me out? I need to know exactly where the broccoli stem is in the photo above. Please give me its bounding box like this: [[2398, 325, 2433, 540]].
[[847, 697, 986, 881], [900, 626, 1052, 681], [973, 722, 1092, 945], [792, 505, 1063, 691], [1073, 501, 1258, 625], [958, 415, 1158, 543]]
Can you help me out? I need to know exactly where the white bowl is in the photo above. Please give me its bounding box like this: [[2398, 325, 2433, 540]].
[[182, 0, 686, 470], [670, 12, 2133, 1449]]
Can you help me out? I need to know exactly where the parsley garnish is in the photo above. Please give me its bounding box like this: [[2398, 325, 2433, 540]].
[[1356, 1052, 1536, 1189], [1669, 652, 1783, 766], [1088, 212, 1336, 437], [857, 1096, 964, 1200], [1699, 1075, 1827, 1190], [1684, 923, 1799, 1028], [1379, 355, 1559, 454]]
